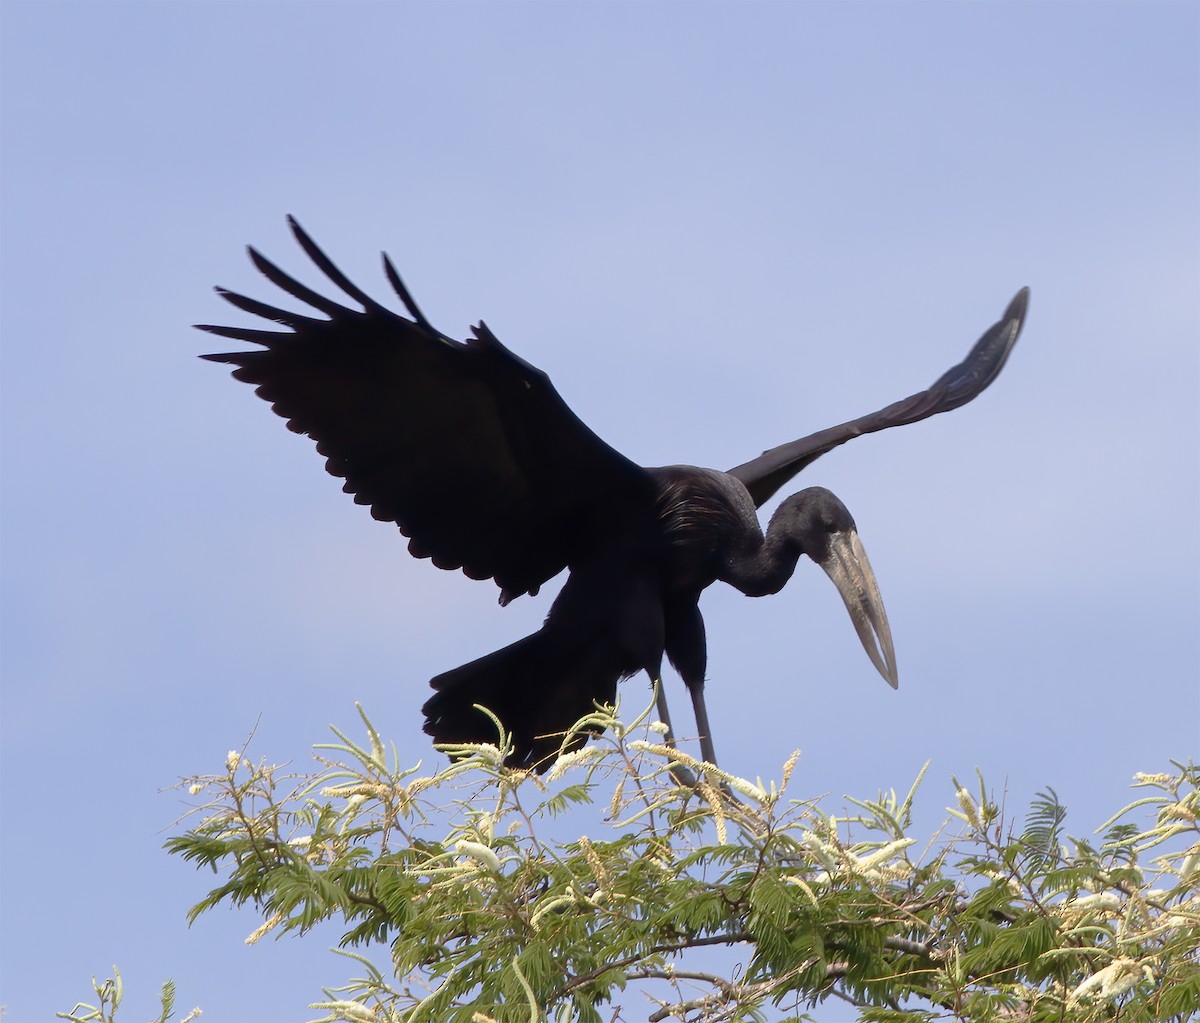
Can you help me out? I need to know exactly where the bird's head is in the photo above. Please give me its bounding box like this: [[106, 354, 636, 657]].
[[787, 487, 899, 690]]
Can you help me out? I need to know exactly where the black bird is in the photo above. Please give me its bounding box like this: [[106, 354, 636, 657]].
[[200, 218, 1028, 772]]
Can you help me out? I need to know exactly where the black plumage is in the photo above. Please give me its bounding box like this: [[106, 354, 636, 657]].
[[200, 218, 1028, 771]]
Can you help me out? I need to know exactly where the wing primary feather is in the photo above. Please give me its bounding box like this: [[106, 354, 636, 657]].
[[728, 287, 1029, 506], [199, 350, 269, 366], [382, 252, 434, 331], [1004, 285, 1030, 324], [214, 286, 320, 328], [286, 215, 382, 311], [195, 323, 288, 346], [925, 288, 1027, 410], [200, 218, 657, 603], [247, 246, 355, 319]]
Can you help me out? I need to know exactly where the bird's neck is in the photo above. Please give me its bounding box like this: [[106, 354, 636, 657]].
[[720, 510, 804, 597]]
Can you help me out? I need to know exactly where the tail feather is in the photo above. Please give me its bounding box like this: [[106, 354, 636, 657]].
[[422, 629, 627, 772]]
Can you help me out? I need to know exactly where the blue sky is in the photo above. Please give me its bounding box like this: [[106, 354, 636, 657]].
[[1, 2, 1197, 1020]]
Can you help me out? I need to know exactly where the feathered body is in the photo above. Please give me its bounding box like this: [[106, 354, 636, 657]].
[[200, 219, 1028, 770]]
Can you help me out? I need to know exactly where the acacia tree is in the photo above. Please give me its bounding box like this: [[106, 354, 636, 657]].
[[63, 700, 1200, 1022]]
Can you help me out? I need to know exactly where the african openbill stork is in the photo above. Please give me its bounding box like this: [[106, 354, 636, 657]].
[[200, 218, 1028, 772]]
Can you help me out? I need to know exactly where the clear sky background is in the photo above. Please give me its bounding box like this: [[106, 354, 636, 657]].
[[1, 2, 1197, 1021]]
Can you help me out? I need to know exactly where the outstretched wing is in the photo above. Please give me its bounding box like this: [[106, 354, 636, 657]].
[[199, 217, 655, 602], [728, 287, 1029, 507]]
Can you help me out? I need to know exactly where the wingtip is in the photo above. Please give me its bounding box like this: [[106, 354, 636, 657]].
[[1006, 286, 1030, 324], [284, 211, 309, 243], [382, 251, 433, 329], [470, 321, 501, 348]]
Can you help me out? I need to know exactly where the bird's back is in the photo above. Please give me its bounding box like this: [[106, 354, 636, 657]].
[[649, 466, 762, 592]]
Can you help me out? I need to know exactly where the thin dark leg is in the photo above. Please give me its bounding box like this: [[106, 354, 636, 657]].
[[688, 684, 740, 802], [655, 682, 677, 742], [652, 679, 697, 788], [688, 683, 719, 769]]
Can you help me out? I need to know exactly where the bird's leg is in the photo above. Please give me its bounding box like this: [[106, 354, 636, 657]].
[[687, 683, 719, 770], [657, 679, 735, 800], [652, 680, 698, 788], [685, 681, 741, 803], [654, 681, 677, 740]]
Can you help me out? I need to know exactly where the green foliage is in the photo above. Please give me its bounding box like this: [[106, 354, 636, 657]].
[[56, 966, 199, 1023], [66, 700, 1200, 1022]]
